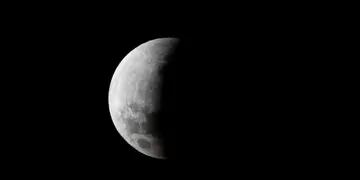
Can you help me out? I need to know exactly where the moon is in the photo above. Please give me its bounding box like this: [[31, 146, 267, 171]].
[[108, 38, 180, 159]]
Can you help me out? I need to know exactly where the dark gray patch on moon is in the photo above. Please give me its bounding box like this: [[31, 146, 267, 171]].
[[117, 102, 142, 134], [127, 102, 143, 113], [125, 116, 140, 134], [137, 139, 151, 149], [118, 101, 161, 138]]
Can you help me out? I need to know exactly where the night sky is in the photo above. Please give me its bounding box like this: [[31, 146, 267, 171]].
[[3, 6, 326, 173]]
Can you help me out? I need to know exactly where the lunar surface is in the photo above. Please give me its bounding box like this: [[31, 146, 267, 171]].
[[108, 38, 180, 159]]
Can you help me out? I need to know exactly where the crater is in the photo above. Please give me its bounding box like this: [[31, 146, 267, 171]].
[[137, 138, 151, 149]]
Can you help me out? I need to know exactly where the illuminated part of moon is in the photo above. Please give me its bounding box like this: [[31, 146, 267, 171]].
[[108, 38, 179, 159]]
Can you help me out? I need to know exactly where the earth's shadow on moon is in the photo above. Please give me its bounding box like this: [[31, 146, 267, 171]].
[[149, 38, 200, 160]]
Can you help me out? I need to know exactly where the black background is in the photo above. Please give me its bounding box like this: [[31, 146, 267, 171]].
[[2, 4, 337, 174]]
